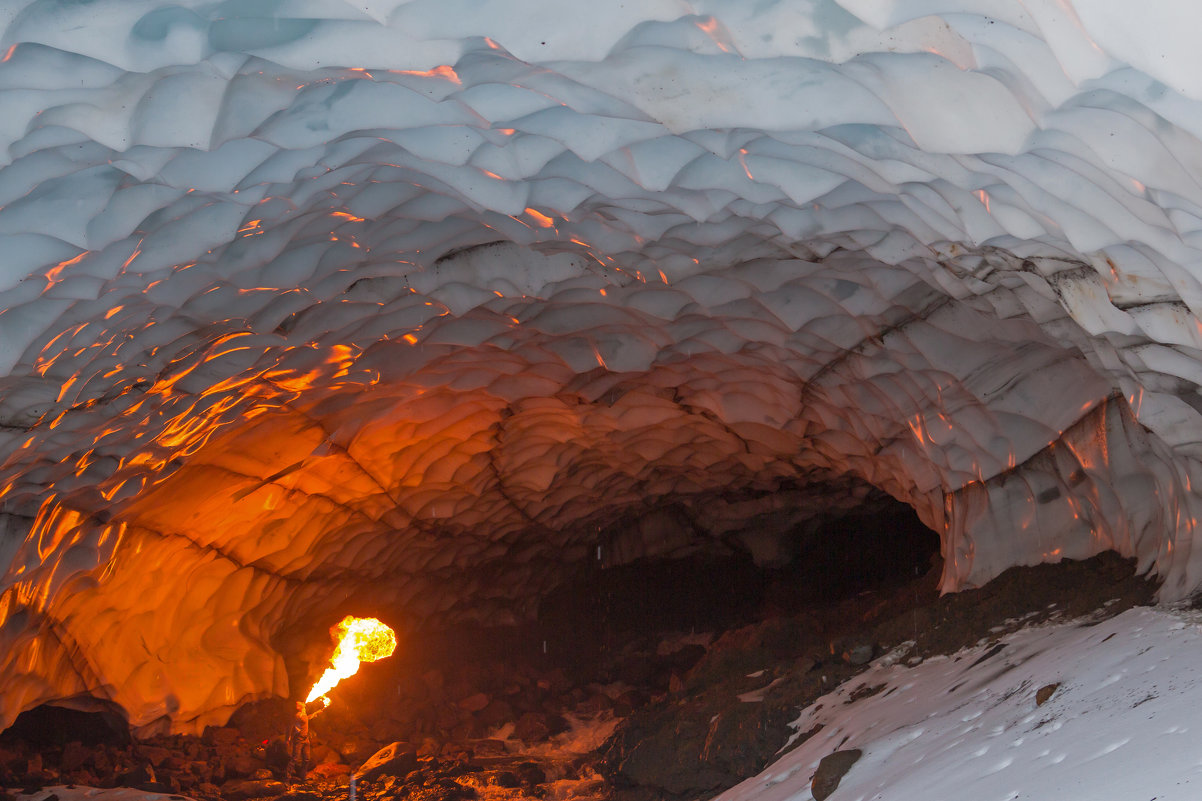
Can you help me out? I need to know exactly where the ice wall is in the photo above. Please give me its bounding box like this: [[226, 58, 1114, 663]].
[[2, 0, 1202, 733]]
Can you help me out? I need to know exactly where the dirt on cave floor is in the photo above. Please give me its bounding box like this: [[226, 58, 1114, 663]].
[[0, 550, 1158, 801]]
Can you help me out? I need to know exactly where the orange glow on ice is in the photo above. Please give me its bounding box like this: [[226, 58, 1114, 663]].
[[525, 208, 555, 228], [737, 148, 754, 180], [306, 616, 397, 702], [46, 251, 90, 286], [695, 17, 732, 52], [398, 65, 461, 84]]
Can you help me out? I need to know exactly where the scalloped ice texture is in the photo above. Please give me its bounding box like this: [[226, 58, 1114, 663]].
[[2, 0, 1202, 734]]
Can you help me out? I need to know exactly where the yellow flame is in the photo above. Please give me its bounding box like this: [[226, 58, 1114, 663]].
[[306, 616, 397, 702]]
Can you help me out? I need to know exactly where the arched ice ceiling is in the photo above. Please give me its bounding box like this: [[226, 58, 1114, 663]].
[[2, 0, 1202, 734]]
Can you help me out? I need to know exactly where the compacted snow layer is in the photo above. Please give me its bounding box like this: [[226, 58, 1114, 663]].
[[719, 605, 1202, 801], [3, 0, 1202, 733]]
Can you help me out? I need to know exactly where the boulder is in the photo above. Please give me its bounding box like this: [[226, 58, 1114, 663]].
[[457, 693, 490, 713], [515, 762, 545, 787], [1036, 683, 1060, 706], [309, 762, 350, 780], [357, 742, 418, 782], [811, 749, 862, 801], [469, 739, 508, 757], [225, 751, 256, 778], [476, 699, 514, 729], [138, 746, 172, 767], [59, 742, 90, 773], [841, 643, 875, 666], [512, 712, 567, 743]]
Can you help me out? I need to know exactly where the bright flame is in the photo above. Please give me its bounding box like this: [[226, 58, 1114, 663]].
[[305, 615, 397, 702]]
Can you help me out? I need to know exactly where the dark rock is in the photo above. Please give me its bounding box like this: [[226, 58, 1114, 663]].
[[0, 746, 21, 769], [257, 738, 289, 772], [457, 693, 490, 713], [660, 644, 708, 674], [91, 748, 112, 777], [116, 763, 154, 787], [202, 727, 240, 747], [476, 699, 513, 729], [227, 699, 296, 746], [613, 689, 645, 717], [308, 762, 350, 781], [600, 657, 809, 798], [220, 778, 287, 800], [225, 752, 256, 779], [428, 779, 477, 801], [469, 739, 508, 756], [139, 746, 173, 767], [135, 782, 172, 794], [685, 618, 822, 693], [1036, 683, 1060, 706], [516, 762, 545, 787], [278, 792, 322, 801], [512, 712, 550, 743], [842, 643, 875, 666], [576, 693, 612, 716], [59, 742, 90, 773], [434, 705, 467, 732], [69, 769, 99, 787], [358, 742, 419, 782], [598, 712, 734, 796], [369, 718, 405, 743], [196, 781, 221, 798], [811, 749, 862, 801], [535, 669, 569, 697], [705, 701, 797, 778]]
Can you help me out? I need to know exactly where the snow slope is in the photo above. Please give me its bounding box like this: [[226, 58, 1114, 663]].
[[720, 605, 1202, 801]]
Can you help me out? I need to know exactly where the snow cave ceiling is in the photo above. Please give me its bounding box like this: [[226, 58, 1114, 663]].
[[4, 0, 1202, 733]]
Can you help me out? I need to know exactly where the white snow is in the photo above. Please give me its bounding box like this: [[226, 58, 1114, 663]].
[[718, 605, 1202, 801]]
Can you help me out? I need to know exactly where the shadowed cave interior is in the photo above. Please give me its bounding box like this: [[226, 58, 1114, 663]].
[[1, 497, 947, 781]]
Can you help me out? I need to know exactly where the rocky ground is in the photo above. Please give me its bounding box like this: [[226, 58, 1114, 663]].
[[0, 546, 1156, 801]]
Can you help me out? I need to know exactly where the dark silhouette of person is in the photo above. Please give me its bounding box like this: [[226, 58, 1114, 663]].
[[285, 698, 326, 784]]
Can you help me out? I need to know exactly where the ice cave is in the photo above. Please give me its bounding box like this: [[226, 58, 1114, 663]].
[[3, 0, 1202, 789]]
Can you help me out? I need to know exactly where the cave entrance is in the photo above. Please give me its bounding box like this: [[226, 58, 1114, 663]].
[[765, 496, 942, 612], [535, 494, 941, 664]]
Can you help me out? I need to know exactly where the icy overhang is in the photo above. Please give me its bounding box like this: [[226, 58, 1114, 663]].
[[2, 0, 1202, 734]]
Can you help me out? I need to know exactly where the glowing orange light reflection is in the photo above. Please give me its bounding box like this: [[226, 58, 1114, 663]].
[[525, 208, 554, 228], [397, 65, 461, 84]]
